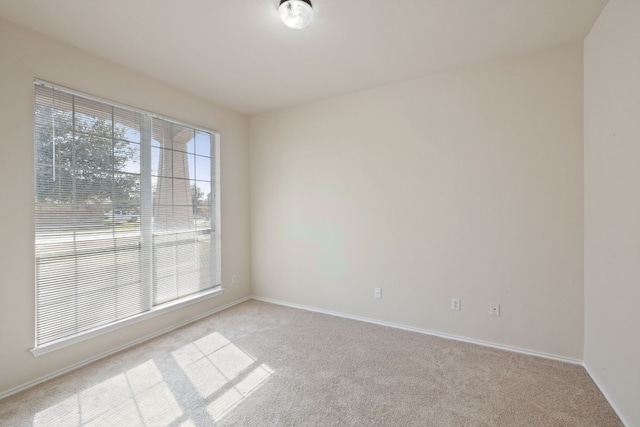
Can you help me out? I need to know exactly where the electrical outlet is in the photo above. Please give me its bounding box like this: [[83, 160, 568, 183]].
[[374, 288, 382, 299], [232, 274, 237, 284], [451, 298, 460, 311], [490, 303, 500, 316]]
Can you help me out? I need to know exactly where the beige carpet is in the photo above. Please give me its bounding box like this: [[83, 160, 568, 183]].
[[0, 300, 622, 426]]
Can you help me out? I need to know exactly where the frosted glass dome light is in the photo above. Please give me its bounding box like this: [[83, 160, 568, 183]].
[[279, 0, 314, 29]]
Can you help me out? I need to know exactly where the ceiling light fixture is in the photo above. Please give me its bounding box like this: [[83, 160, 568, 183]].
[[279, 0, 314, 29]]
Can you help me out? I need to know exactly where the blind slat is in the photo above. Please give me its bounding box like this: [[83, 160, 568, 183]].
[[34, 81, 219, 348]]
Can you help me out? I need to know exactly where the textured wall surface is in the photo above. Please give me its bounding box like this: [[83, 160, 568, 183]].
[[584, 0, 640, 424]]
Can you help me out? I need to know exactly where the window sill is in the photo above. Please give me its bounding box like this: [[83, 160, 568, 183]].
[[31, 286, 224, 357]]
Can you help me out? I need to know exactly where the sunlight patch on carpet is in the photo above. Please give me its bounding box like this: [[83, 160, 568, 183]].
[[207, 363, 274, 422], [172, 332, 259, 399], [33, 360, 182, 426]]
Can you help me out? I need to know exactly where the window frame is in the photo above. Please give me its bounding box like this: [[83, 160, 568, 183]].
[[31, 80, 223, 357]]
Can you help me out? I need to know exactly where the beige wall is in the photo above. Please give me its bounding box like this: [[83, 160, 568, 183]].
[[0, 18, 251, 396], [250, 44, 585, 359], [584, 0, 640, 424]]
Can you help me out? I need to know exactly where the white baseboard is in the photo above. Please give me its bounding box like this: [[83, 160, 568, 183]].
[[583, 362, 631, 427], [0, 296, 251, 401], [5, 294, 628, 427], [251, 296, 584, 366]]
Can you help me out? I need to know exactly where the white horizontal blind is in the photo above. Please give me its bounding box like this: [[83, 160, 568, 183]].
[[34, 82, 219, 348], [151, 118, 215, 304]]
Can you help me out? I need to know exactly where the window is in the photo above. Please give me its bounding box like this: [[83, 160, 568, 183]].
[[33, 81, 221, 354]]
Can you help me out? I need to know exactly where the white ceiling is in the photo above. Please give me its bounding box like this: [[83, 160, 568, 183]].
[[0, 0, 607, 115]]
